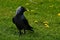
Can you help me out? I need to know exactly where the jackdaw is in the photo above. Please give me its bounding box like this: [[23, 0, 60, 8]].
[[12, 6, 34, 35]]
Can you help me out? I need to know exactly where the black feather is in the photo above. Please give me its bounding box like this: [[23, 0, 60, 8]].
[[12, 6, 34, 35]]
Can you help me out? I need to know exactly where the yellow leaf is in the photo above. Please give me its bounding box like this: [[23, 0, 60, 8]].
[[25, 3, 29, 5], [58, 13, 60, 16]]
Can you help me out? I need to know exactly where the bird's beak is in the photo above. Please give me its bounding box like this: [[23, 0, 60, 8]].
[[26, 9, 29, 11]]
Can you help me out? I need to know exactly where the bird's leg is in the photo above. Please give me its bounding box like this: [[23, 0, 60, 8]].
[[24, 29, 26, 34], [19, 30, 22, 36]]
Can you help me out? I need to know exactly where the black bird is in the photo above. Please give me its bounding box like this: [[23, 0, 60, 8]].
[[12, 6, 34, 35]]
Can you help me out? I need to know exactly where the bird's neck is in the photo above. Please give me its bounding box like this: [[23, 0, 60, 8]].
[[17, 11, 24, 15], [16, 12, 24, 17]]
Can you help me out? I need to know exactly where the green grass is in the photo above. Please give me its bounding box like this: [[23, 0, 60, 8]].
[[0, 0, 60, 40]]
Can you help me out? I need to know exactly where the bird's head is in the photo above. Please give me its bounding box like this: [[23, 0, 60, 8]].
[[16, 6, 27, 15], [20, 6, 27, 12]]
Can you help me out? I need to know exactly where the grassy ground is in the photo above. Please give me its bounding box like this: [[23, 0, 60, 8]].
[[0, 0, 60, 40]]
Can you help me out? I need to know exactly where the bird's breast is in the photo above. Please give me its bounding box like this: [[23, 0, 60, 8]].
[[21, 15, 24, 19]]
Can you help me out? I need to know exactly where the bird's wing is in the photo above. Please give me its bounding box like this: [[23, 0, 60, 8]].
[[23, 19, 33, 29], [23, 19, 29, 25]]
